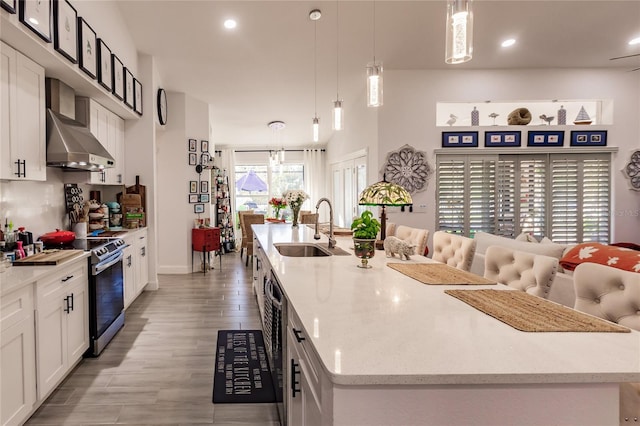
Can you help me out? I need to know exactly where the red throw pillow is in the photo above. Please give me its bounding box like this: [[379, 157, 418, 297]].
[[560, 243, 640, 273]]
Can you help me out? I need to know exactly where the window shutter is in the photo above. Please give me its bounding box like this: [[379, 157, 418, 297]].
[[496, 158, 516, 237], [580, 155, 610, 242], [517, 157, 547, 239], [437, 157, 466, 234], [468, 158, 496, 236]]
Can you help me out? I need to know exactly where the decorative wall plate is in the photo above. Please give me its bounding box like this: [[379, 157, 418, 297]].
[[382, 144, 432, 194], [623, 150, 640, 191]]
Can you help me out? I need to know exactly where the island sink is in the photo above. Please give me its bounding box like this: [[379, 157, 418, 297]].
[[274, 243, 331, 257]]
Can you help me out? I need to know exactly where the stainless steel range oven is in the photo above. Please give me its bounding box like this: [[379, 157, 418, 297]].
[[43, 238, 128, 356], [86, 238, 128, 356]]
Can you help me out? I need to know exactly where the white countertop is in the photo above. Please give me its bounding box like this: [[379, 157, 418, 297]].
[[0, 251, 90, 296], [254, 224, 640, 386]]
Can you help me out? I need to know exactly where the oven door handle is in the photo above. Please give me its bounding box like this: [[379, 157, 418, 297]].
[[93, 251, 125, 275]]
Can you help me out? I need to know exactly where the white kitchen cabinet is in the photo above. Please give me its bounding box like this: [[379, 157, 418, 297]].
[[35, 259, 89, 400], [287, 311, 323, 426], [72, 97, 125, 185], [135, 229, 149, 294], [0, 41, 46, 181], [122, 241, 136, 309], [252, 238, 268, 321], [123, 229, 148, 309], [1, 284, 36, 426]]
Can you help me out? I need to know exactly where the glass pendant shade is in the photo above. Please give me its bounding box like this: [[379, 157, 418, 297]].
[[366, 61, 383, 107], [312, 117, 320, 142], [332, 100, 343, 131], [445, 0, 473, 64], [280, 148, 285, 163]]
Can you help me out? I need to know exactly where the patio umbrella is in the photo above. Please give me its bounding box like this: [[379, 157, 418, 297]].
[[235, 170, 267, 192]]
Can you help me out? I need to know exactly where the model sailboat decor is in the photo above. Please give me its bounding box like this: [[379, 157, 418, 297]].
[[573, 106, 592, 125]]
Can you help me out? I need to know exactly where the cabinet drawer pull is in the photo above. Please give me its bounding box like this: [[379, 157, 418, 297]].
[[290, 359, 301, 397], [63, 295, 71, 313], [293, 328, 306, 342], [61, 275, 74, 282], [127, 255, 132, 267], [69, 293, 74, 311]]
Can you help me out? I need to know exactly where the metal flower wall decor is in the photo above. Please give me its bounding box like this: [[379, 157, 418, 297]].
[[624, 149, 640, 191], [382, 144, 433, 194]]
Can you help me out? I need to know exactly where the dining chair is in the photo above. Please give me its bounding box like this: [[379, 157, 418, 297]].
[[242, 214, 264, 267], [385, 222, 396, 239], [572, 262, 640, 424], [237, 210, 254, 259], [431, 231, 477, 271], [394, 225, 429, 257], [483, 245, 558, 299], [300, 213, 318, 224]]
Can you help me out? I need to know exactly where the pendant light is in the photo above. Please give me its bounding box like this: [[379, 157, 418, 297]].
[[310, 9, 321, 142], [332, 1, 343, 130], [268, 120, 286, 167], [366, 1, 383, 107], [445, 0, 473, 64]]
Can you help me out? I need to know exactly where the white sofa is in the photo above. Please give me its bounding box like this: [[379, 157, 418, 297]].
[[470, 232, 575, 307]]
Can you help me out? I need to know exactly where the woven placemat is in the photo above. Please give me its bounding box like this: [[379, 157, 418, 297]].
[[387, 263, 496, 285], [445, 289, 630, 333]]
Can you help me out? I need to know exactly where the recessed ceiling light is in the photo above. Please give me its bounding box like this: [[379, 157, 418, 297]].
[[629, 37, 640, 45], [501, 39, 516, 48], [223, 19, 237, 29]]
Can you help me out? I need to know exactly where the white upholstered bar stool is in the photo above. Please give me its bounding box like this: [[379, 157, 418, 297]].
[[394, 225, 429, 257], [483, 245, 558, 299], [572, 262, 640, 425], [431, 231, 477, 271]]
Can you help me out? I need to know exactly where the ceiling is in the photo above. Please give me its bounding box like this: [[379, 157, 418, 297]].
[[117, 1, 640, 148]]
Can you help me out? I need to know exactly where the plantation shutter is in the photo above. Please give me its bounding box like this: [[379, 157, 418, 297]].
[[437, 152, 611, 244], [517, 157, 547, 238]]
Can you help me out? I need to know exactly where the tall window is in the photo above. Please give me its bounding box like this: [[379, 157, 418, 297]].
[[234, 163, 304, 218], [436, 153, 611, 243]]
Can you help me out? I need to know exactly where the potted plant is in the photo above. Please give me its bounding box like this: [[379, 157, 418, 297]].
[[350, 210, 381, 268]]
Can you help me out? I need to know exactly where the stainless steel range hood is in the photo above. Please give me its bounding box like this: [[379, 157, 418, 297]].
[[46, 79, 115, 171]]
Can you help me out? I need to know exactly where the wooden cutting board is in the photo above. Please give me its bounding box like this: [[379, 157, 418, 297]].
[[13, 250, 85, 266]]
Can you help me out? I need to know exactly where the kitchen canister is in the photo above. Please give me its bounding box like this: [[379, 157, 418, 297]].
[[73, 222, 87, 238]]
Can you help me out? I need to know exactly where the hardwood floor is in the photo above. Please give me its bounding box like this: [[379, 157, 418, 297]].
[[25, 252, 280, 426]]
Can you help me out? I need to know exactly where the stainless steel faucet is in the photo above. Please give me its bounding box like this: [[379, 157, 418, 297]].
[[313, 197, 336, 249]]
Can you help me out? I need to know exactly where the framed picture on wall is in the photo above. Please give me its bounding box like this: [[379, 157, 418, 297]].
[[189, 153, 197, 166], [78, 17, 97, 78], [200, 194, 210, 203], [189, 194, 198, 203], [570, 130, 607, 147], [19, 0, 51, 42], [194, 204, 205, 214], [442, 131, 478, 148], [112, 54, 124, 100], [188, 139, 197, 152], [97, 39, 112, 91], [484, 131, 521, 147], [53, 0, 77, 63], [200, 181, 209, 193], [1, 0, 16, 14], [201, 140, 209, 152], [527, 130, 564, 147], [189, 181, 198, 193], [124, 67, 134, 108], [133, 78, 143, 115]]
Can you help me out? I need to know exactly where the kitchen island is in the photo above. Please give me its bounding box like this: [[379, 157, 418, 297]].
[[253, 224, 640, 426]]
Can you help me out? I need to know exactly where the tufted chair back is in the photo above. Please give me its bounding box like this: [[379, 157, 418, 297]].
[[573, 262, 640, 331], [431, 231, 477, 271], [572, 262, 640, 424], [484, 245, 558, 299], [394, 225, 429, 257], [385, 222, 396, 239]]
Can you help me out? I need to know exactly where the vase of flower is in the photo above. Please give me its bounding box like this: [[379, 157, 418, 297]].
[[291, 206, 301, 227], [283, 189, 309, 228], [351, 210, 381, 268], [269, 197, 287, 220]]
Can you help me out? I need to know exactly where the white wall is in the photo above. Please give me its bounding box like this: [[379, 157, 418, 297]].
[[156, 92, 211, 274], [379, 68, 640, 246]]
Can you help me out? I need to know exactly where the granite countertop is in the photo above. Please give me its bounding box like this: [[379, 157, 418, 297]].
[[253, 224, 640, 387]]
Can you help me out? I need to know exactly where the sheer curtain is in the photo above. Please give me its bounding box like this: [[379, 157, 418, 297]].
[[303, 149, 326, 218]]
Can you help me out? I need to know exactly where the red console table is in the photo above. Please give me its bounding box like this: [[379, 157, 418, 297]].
[[192, 227, 222, 273]]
